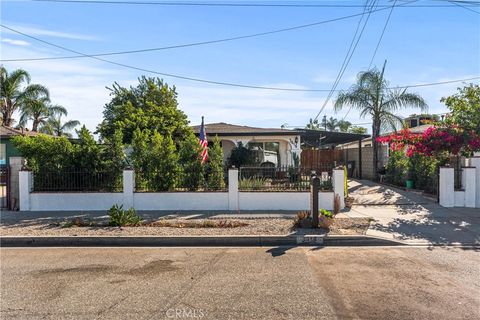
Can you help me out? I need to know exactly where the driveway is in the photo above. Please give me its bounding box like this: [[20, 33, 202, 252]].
[[341, 180, 480, 246]]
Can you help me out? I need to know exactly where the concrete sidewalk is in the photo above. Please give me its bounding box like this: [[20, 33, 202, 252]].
[[340, 180, 480, 246]]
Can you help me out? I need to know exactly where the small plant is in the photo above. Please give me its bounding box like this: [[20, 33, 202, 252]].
[[292, 210, 312, 229], [239, 177, 266, 190], [108, 204, 142, 227], [320, 180, 333, 191], [60, 218, 97, 228], [319, 208, 333, 218], [318, 208, 334, 229]]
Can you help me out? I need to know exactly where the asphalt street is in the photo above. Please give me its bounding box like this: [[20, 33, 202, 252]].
[[1, 247, 479, 319]]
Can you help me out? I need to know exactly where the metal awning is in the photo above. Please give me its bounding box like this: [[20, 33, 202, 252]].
[[296, 129, 370, 148]]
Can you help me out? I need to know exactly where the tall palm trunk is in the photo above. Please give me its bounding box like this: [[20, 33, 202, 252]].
[[2, 100, 14, 126], [32, 119, 40, 132], [372, 117, 381, 181]]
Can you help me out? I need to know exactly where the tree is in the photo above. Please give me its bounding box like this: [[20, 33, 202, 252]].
[[178, 133, 204, 191], [1, 66, 49, 127], [306, 118, 321, 130], [131, 128, 180, 191], [207, 135, 225, 190], [97, 76, 192, 144], [337, 119, 352, 132], [334, 61, 427, 180], [441, 83, 480, 134], [150, 132, 179, 191], [349, 126, 368, 134], [20, 97, 67, 132], [325, 117, 339, 131], [12, 134, 74, 171], [40, 114, 80, 138], [228, 142, 255, 168]]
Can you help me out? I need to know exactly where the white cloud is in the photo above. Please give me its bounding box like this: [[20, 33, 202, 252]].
[[2, 22, 98, 41], [1, 38, 30, 46]]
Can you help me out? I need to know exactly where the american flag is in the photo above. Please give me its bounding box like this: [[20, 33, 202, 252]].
[[199, 116, 208, 164]]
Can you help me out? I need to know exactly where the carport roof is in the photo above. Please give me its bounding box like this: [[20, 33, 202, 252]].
[[296, 129, 370, 148]]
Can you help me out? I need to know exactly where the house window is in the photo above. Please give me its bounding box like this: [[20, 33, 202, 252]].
[[248, 142, 280, 166], [0, 144, 6, 165]]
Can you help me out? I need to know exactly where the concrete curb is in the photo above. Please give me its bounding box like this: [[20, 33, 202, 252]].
[[0, 235, 405, 247]]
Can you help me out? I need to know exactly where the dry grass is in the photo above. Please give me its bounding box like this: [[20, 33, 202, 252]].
[[144, 219, 249, 228]]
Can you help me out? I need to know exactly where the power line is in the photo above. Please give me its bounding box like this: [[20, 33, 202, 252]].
[[313, 0, 379, 121], [448, 0, 480, 13], [30, 0, 480, 7], [0, 5, 404, 62], [1, 24, 479, 92], [339, 0, 397, 122], [368, 0, 397, 69]]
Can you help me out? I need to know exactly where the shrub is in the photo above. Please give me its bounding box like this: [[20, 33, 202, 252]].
[[319, 208, 333, 218], [239, 177, 266, 190], [206, 135, 225, 190], [108, 204, 142, 226]]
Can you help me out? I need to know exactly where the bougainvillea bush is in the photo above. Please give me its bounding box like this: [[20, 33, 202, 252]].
[[377, 125, 480, 193], [377, 126, 480, 158]]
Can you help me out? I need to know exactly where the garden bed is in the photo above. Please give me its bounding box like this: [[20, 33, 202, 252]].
[[0, 217, 370, 237]]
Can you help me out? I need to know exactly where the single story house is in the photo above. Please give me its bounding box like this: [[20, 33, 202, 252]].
[[192, 122, 302, 167]]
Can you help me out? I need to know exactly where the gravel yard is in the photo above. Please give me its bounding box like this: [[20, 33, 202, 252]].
[[0, 216, 370, 236]]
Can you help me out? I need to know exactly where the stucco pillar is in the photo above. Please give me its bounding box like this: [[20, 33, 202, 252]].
[[8, 157, 25, 210], [123, 169, 135, 209], [469, 157, 480, 208], [19, 170, 32, 211], [463, 167, 476, 208], [228, 168, 239, 211], [332, 168, 345, 209], [439, 167, 454, 207]]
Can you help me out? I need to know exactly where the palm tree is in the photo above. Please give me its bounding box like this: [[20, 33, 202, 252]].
[[334, 61, 427, 180], [40, 114, 80, 138], [325, 117, 339, 131], [306, 118, 321, 130], [337, 120, 352, 132], [19, 95, 67, 132], [0, 66, 49, 127]]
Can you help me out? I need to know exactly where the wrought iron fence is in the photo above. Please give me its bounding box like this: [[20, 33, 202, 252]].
[[33, 170, 123, 192], [239, 166, 332, 192], [135, 168, 228, 192]]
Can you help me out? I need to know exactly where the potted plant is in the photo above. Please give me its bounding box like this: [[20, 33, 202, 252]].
[[294, 211, 312, 228], [405, 167, 414, 189], [318, 208, 334, 229], [345, 196, 354, 208]]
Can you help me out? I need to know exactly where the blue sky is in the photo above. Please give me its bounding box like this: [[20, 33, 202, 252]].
[[1, 0, 479, 134]]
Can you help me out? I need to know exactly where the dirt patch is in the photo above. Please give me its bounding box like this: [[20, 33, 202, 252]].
[[329, 217, 371, 235]]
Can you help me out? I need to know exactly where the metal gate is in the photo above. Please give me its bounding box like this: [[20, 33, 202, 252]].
[[0, 165, 10, 209]]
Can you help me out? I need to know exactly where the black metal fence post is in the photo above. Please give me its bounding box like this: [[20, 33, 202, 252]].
[[310, 173, 320, 228]]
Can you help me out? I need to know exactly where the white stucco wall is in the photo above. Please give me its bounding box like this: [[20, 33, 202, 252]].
[[20, 168, 343, 212], [134, 192, 229, 210], [29, 193, 123, 211], [238, 191, 334, 211]]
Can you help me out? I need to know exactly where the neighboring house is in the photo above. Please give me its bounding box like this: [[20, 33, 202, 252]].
[[0, 126, 40, 165], [192, 122, 302, 167], [1, 126, 42, 209]]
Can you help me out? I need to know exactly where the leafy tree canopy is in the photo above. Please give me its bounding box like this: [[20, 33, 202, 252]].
[[441, 83, 480, 134], [97, 76, 192, 144]]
